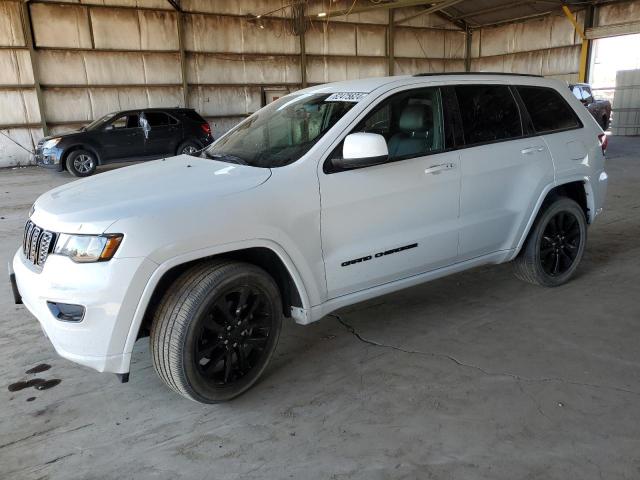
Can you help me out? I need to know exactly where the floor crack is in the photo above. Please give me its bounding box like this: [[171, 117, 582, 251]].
[[331, 313, 640, 397]]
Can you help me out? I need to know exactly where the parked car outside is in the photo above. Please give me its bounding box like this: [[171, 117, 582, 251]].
[[12, 73, 608, 403], [35, 108, 213, 177], [569, 83, 612, 130]]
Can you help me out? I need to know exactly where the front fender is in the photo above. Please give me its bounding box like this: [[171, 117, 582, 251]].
[[120, 238, 312, 358]]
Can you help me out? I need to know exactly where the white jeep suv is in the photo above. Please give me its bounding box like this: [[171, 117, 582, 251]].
[[11, 74, 608, 403]]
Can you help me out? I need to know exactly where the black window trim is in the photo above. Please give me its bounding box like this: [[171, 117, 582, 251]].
[[323, 85, 450, 174], [106, 111, 141, 131], [513, 85, 584, 136]]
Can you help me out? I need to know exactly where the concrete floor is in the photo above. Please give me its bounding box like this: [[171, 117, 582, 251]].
[[1, 140, 639, 480]]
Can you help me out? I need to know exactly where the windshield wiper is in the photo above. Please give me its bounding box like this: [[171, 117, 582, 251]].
[[203, 152, 248, 165]]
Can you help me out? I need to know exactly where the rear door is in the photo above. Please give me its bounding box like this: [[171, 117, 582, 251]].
[[319, 86, 461, 298], [516, 85, 586, 179], [454, 84, 555, 260], [97, 111, 144, 161], [142, 111, 182, 157]]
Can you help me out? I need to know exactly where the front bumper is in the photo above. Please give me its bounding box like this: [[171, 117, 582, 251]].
[[35, 146, 64, 171], [12, 248, 157, 373]]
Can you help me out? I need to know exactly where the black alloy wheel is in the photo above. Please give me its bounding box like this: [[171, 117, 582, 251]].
[[539, 211, 582, 276], [193, 285, 274, 386]]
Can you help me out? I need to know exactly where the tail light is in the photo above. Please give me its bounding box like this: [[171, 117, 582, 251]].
[[598, 133, 608, 155], [200, 123, 211, 135]]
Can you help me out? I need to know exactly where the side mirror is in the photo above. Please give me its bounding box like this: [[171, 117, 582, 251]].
[[104, 124, 114, 131], [333, 133, 388, 170]]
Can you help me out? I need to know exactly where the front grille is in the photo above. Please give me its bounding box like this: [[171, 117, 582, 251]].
[[22, 220, 56, 267]]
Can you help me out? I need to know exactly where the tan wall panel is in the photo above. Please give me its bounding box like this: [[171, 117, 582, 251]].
[[184, 15, 298, 54], [0, 50, 34, 85], [305, 23, 356, 56], [187, 54, 300, 84], [394, 57, 445, 75], [0, 128, 42, 167], [1, 89, 41, 124], [542, 46, 580, 76], [37, 0, 170, 8], [38, 50, 88, 85], [188, 86, 262, 116], [43, 88, 92, 122], [183, 0, 288, 17], [0, 1, 25, 47], [305, 1, 388, 24], [598, 1, 640, 26], [394, 28, 446, 59], [357, 25, 386, 56], [142, 53, 181, 84], [91, 9, 178, 50], [306, 57, 386, 83], [31, 3, 92, 48]]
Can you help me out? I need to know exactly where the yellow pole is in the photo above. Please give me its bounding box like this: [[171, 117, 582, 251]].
[[561, 5, 588, 83]]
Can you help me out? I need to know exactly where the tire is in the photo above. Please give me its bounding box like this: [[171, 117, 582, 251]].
[[176, 140, 201, 156], [513, 197, 587, 287], [66, 149, 97, 177], [150, 260, 283, 403]]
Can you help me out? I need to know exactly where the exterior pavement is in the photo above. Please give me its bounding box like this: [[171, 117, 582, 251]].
[[1, 140, 639, 480]]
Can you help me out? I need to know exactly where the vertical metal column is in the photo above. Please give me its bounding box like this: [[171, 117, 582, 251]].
[[388, 9, 395, 76], [464, 24, 472, 72], [300, 31, 307, 88], [20, 1, 48, 136], [177, 11, 188, 107]]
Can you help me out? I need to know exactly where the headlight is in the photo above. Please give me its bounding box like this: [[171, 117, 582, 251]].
[[53, 234, 123, 263], [42, 137, 61, 149]]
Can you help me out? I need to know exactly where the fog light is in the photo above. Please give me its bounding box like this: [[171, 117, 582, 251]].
[[47, 301, 85, 322]]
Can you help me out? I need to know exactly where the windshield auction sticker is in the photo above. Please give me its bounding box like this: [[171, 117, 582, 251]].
[[325, 92, 367, 102]]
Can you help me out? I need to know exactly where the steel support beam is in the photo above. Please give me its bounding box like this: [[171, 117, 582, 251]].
[[167, 0, 188, 107], [464, 23, 472, 72], [393, 0, 465, 25], [300, 32, 307, 88], [20, 1, 48, 136], [562, 5, 589, 83], [388, 9, 395, 76]]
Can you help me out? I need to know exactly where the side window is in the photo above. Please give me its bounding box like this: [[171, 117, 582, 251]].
[[582, 86, 594, 104], [455, 85, 522, 146], [572, 85, 583, 101], [354, 87, 444, 160], [109, 113, 139, 129], [517, 86, 581, 134], [144, 112, 170, 127]]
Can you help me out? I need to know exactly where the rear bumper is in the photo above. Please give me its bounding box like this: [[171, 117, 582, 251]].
[[12, 248, 157, 373]]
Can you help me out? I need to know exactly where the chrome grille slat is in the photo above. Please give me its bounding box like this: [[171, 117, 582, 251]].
[[22, 221, 56, 268]]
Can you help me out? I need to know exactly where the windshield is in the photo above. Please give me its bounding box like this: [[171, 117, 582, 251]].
[[203, 93, 359, 168], [85, 113, 117, 131]]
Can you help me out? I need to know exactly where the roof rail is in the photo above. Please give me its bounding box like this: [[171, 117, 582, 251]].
[[413, 72, 543, 78]]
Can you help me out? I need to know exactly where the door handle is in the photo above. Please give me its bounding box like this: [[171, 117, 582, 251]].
[[521, 146, 545, 155], [425, 162, 455, 175]]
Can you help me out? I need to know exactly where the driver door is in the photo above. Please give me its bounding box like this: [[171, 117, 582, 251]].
[[319, 86, 461, 299]]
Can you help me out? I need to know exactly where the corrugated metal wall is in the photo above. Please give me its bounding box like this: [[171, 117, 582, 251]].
[[0, 0, 469, 167], [469, 11, 584, 83]]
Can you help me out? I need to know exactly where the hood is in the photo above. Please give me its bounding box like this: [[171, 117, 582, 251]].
[[31, 155, 272, 234], [41, 129, 84, 142]]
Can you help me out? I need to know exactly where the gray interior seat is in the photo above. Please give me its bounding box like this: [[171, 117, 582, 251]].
[[387, 104, 433, 158]]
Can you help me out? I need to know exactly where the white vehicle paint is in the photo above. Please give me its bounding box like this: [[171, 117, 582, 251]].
[[11, 74, 608, 393]]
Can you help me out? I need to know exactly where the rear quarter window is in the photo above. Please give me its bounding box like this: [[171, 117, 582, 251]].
[[517, 86, 582, 134]]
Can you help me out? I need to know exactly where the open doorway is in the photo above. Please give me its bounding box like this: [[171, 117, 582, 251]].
[[590, 34, 640, 135]]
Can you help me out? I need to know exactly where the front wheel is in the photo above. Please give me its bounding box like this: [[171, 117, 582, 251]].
[[150, 260, 283, 403], [66, 149, 97, 177], [513, 197, 587, 287]]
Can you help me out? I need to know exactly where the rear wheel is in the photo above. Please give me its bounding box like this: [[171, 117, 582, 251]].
[[513, 197, 587, 287], [150, 260, 282, 403], [177, 140, 201, 156], [66, 149, 97, 177]]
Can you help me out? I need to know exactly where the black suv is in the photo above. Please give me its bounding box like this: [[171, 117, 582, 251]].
[[36, 108, 213, 177]]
